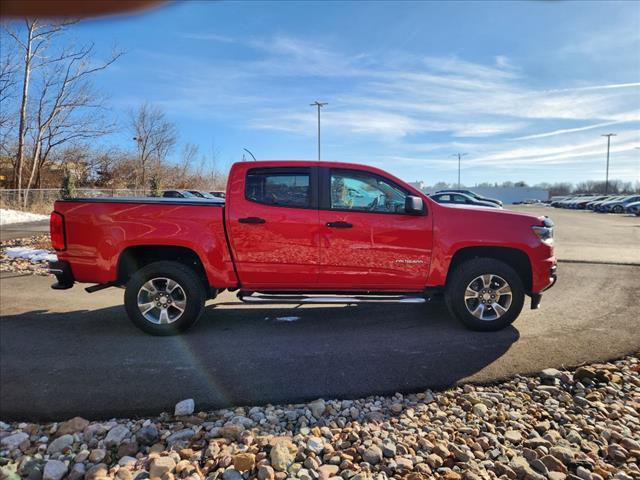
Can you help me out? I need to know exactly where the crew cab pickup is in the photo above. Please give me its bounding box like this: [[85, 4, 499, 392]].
[[49, 161, 557, 335]]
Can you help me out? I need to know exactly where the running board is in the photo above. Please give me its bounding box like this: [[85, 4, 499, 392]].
[[237, 292, 426, 304]]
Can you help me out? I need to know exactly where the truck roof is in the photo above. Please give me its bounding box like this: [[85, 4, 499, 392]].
[[233, 160, 374, 169], [231, 160, 423, 195]]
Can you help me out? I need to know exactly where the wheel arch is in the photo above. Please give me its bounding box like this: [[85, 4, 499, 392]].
[[117, 245, 215, 298], [447, 246, 532, 293]]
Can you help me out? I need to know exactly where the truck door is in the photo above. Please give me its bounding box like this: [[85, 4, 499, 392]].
[[226, 166, 320, 288], [318, 167, 432, 290]]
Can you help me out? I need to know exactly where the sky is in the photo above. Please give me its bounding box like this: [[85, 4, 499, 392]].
[[10, 0, 640, 185]]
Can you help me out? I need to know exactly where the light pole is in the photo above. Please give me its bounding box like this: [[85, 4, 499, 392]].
[[133, 136, 144, 192], [310, 101, 327, 160], [601, 133, 616, 194], [452, 153, 468, 188]]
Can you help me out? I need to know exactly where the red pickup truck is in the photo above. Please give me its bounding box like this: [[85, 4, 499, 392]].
[[49, 161, 557, 335]]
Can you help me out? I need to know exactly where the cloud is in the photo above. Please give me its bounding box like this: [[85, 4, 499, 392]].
[[180, 33, 235, 43], [135, 33, 639, 179], [513, 121, 625, 140]]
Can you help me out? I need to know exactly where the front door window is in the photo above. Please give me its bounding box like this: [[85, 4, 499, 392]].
[[330, 170, 407, 214]]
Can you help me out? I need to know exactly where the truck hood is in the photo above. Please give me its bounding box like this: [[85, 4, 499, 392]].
[[435, 202, 549, 226]]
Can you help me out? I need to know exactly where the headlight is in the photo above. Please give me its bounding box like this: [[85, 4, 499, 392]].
[[532, 217, 554, 245], [532, 226, 553, 245]]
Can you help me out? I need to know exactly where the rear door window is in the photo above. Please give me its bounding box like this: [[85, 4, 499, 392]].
[[246, 168, 311, 208]]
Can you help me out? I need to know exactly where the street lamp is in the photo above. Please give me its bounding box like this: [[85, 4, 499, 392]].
[[310, 101, 327, 160], [452, 153, 468, 188], [133, 136, 145, 192], [601, 133, 616, 194]]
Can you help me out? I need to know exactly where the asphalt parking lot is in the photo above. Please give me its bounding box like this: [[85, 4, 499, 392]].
[[0, 219, 48, 241], [1, 208, 639, 420], [509, 205, 640, 264]]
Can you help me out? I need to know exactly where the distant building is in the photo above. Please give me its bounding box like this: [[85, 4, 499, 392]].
[[414, 183, 550, 204], [470, 186, 549, 204]]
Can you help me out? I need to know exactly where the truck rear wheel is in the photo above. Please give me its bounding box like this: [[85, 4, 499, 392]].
[[445, 258, 525, 331], [124, 261, 206, 335]]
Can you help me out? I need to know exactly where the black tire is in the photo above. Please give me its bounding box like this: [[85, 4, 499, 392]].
[[445, 258, 525, 331], [124, 261, 206, 335], [612, 205, 623, 214]]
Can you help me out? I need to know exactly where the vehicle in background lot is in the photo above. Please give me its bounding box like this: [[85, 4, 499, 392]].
[[187, 190, 221, 200], [435, 189, 503, 207], [572, 195, 605, 209], [429, 192, 501, 208], [586, 196, 613, 210], [600, 195, 640, 213], [595, 196, 626, 212], [162, 190, 198, 199], [49, 160, 556, 335], [555, 195, 600, 209], [209, 191, 226, 199], [553, 196, 578, 208], [625, 201, 640, 216], [513, 199, 542, 205], [550, 196, 569, 207]]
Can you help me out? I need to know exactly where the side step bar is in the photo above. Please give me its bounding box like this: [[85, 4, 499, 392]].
[[237, 292, 427, 304]]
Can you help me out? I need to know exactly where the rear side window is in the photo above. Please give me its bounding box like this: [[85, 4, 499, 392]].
[[246, 168, 311, 208]]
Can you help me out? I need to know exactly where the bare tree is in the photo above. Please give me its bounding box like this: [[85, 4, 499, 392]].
[[177, 142, 199, 180], [0, 37, 18, 153], [23, 42, 122, 195], [4, 20, 74, 192], [130, 102, 177, 189], [3, 19, 122, 202]]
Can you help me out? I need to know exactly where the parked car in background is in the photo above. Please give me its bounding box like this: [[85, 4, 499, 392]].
[[556, 195, 599, 209], [572, 195, 604, 209], [209, 191, 226, 199], [187, 190, 223, 200], [625, 201, 640, 216], [550, 196, 569, 207], [601, 195, 640, 213], [161, 190, 198, 198], [595, 196, 626, 212], [513, 199, 542, 205], [430, 192, 501, 208], [586, 196, 612, 210], [588, 196, 616, 211], [436, 189, 503, 207], [553, 196, 576, 208]]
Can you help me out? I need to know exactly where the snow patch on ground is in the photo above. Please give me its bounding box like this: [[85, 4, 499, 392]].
[[0, 209, 48, 225], [274, 316, 301, 322], [4, 247, 57, 263]]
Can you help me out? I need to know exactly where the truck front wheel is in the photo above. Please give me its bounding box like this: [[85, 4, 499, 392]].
[[124, 261, 206, 335], [445, 258, 525, 331]]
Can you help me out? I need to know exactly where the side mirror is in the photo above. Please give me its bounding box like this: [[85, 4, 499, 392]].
[[405, 195, 425, 215]]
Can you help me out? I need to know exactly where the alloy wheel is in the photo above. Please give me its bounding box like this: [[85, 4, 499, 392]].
[[137, 277, 187, 324], [464, 274, 513, 321]]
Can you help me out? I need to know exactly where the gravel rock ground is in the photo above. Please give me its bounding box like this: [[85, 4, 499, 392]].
[[0, 235, 52, 276], [1, 356, 638, 480]]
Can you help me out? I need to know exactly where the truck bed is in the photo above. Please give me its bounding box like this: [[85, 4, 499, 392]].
[[53, 198, 237, 288]]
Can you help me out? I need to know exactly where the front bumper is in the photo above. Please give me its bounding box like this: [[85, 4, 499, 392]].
[[531, 264, 557, 309], [49, 260, 75, 290]]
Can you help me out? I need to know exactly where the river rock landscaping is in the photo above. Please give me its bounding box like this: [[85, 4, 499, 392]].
[[1, 356, 638, 480]]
